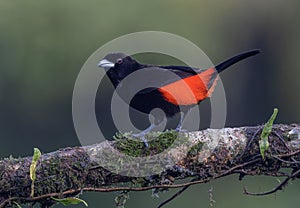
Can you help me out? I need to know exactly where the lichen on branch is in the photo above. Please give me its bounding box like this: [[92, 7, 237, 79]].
[[0, 124, 299, 208]]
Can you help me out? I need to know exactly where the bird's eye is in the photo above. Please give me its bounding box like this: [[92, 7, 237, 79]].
[[117, 58, 123, 64]]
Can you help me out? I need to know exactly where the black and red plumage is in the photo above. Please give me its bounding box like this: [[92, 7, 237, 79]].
[[98, 50, 260, 146]]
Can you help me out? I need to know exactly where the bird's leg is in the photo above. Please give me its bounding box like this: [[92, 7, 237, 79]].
[[175, 113, 185, 132], [175, 109, 191, 132], [132, 123, 156, 136], [132, 123, 156, 148], [132, 118, 166, 147]]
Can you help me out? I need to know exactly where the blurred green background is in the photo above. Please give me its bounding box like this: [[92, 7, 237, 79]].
[[0, 0, 299, 207]]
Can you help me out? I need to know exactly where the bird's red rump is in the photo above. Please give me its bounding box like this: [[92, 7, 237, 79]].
[[158, 67, 218, 105]]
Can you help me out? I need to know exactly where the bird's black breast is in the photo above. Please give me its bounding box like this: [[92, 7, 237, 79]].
[[129, 89, 181, 117], [106, 63, 201, 118]]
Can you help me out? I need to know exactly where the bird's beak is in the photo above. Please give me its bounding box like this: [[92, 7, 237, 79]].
[[97, 59, 115, 70]]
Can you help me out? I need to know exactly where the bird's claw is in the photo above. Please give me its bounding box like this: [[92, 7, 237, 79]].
[[132, 133, 149, 148]]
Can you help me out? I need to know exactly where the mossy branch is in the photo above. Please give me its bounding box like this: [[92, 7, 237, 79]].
[[0, 124, 300, 207]]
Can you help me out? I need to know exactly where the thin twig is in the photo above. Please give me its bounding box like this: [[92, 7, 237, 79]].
[[238, 127, 262, 159], [271, 131, 290, 151], [157, 184, 191, 208], [244, 169, 300, 196], [271, 155, 300, 164], [0, 158, 261, 208], [276, 150, 300, 158], [156, 158, 261, 208]]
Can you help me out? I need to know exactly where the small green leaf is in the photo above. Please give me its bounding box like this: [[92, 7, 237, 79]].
[[30, 148, 41, 181], [259, 108, 278, 160], [30, 148, 41, 197], [51, 197, 88, 207]]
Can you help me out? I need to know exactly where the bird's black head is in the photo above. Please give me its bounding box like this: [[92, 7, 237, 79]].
[[98, 53, 141, 88]]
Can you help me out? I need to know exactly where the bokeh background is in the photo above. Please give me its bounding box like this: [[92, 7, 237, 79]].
[[0, 0, 299, 207]]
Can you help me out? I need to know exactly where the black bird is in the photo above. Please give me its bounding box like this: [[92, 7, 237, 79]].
[[98, 50, 260, 146]]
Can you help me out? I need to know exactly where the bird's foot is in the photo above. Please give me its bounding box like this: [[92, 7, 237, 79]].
[[132, 133, 149, 148]]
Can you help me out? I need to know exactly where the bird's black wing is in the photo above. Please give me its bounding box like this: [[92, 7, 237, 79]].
[[159, 65, 199, 76], [136, 49, 261, 95], [135, 65, 202, 94]]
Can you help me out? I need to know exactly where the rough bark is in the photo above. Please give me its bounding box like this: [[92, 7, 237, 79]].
[[0, 124, 299, 207]]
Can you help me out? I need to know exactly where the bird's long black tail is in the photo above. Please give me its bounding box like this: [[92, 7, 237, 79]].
[[215, 49, 260, 73]]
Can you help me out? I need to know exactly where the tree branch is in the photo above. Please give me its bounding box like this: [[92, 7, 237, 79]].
[[0, 124, 300, 207]]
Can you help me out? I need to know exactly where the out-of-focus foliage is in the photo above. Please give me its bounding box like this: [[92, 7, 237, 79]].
[[0, 1, 299, 207]]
